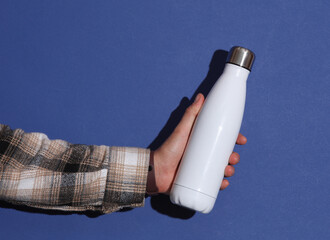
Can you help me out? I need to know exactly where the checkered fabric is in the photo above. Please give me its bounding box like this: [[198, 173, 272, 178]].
[[0, 124, 150, 214]]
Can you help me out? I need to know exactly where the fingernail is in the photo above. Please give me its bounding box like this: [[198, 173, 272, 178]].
[[194, 94, 201, 103]]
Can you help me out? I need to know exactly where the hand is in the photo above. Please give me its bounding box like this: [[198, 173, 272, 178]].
[[147, 93, 247, 195]]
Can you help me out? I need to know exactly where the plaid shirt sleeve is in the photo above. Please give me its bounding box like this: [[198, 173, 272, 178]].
[[0, 124, 150, 214]]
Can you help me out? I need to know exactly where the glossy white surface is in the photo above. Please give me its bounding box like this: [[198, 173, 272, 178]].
[[170, 63, 250, 213]]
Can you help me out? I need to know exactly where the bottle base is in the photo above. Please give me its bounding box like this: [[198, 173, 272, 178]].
[[170, 184, 216, 214]]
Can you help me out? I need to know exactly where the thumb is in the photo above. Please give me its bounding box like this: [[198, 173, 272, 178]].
[[159, 93, 205, 155], [174, 93, 205, 139], [162, 93, 204, 154]]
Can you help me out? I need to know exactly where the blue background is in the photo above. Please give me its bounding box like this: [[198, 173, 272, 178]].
[[1, 0, 329, 239]]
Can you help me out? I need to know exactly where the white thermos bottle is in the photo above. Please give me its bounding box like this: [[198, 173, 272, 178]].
[[170, 46, 255, 213]]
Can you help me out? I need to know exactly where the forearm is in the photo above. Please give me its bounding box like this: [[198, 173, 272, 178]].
[[0, 124, 150, 213]]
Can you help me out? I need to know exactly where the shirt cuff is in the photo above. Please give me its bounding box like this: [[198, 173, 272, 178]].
[[101, 146, 150, 213]]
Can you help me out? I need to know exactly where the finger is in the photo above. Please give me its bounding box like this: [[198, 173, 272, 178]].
[[229, 152, 240, 165], [224, 165, 235, 177], [173, 93, 205, 139], [160, 93, 205, 154], [220, 179, 229, 190], [236, 133, 247, 145]]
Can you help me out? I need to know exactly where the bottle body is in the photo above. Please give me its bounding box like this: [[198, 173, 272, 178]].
[[170, 63, 250, 213]]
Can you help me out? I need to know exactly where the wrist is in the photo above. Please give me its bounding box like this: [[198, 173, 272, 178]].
[[146, 151, 158, 195], [147, 149, 175, 195]]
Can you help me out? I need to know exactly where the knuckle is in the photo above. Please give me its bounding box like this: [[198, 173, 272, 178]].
[[231, 166, 235, 175]]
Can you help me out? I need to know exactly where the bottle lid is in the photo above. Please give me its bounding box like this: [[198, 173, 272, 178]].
[[227, 46, 255, 71]]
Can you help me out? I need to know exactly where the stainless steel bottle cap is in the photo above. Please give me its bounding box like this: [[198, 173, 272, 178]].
[[227, 46, 255, 71]]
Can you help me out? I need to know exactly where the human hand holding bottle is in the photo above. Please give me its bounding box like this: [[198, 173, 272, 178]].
[[147, 93, 247, 195]]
